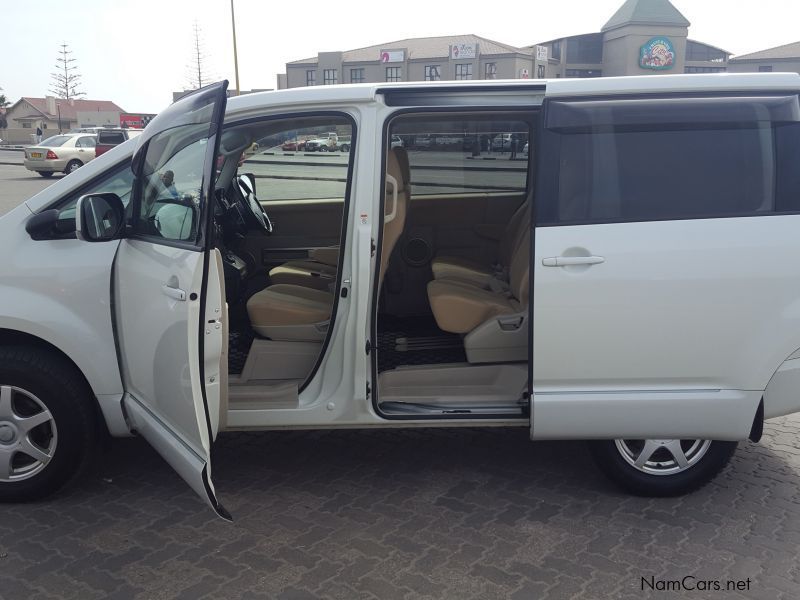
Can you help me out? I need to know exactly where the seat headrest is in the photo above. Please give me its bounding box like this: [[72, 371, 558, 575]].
[[392, 147, 411, 186], [386, 148, 408, 194]]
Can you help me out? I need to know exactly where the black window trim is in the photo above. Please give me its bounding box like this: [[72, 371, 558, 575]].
[[371, 104, 540, 421], [221, 109, 358, 394]]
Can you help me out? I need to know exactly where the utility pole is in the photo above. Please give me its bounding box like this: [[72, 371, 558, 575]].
[[230, 0, 241, 96]]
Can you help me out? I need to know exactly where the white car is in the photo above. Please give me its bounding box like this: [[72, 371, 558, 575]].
[[23, 133, 98, 177], [3, 74, 800, 517]]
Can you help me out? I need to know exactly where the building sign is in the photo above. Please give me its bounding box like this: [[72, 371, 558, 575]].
[[119, 113, 155, 128], [535, 45, 549, 61], [450, 43, 477, 60], [380, 50, 405, 63], [639, 37, 675, 70]]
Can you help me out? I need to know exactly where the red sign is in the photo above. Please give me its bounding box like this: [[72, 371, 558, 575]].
[[119, 113, 155, 129]]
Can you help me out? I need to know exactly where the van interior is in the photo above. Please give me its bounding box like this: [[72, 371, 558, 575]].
[[211, 110, 533, 418]]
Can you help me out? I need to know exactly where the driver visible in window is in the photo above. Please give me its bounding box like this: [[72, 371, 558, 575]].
[[160, 170, 179, 199]]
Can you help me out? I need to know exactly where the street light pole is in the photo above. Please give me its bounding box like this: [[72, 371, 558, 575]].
[[230, 0, 241, 96]]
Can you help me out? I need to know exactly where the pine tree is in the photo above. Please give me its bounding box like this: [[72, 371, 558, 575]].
[[187, 22, 211, 90], [50, 43, 85, 100], [0, 89, 9, 130]]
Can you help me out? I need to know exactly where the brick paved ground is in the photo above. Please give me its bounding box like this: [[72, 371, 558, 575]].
[[2, 415, 800, 600]]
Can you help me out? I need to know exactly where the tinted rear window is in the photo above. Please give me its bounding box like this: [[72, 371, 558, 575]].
[[538, 95, 800, 225], [98, 131, 126, 144]]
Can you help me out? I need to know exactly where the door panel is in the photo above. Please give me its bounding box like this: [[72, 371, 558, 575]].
[[530, 93, 800, 441], [238, 200, 345, 270], [534, 217, 800, 393], [115, 81, 229, 517]]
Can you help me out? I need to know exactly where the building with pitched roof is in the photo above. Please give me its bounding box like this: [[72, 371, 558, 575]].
[[728, 42, 800, 75], [2, 96, 126, 144], [530, 0, 731, 79]]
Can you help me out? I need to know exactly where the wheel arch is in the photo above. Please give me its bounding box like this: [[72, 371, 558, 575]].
[[0, 328, 113, 439]]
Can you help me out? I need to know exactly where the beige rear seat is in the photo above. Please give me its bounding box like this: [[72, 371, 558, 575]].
[[431, 200, 529, 287], [247, 148, 409, 341], [268, 148, 411, 290], [428, 228, 530, 362]]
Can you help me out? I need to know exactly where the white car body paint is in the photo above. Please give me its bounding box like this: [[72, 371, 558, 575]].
[[1, 73, 800, 445]]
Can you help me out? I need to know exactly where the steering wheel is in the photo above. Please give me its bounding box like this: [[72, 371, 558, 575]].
[[237, 174, 273, 234]]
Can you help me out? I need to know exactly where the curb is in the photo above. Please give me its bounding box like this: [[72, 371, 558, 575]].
[[0, 161, 23, 166]]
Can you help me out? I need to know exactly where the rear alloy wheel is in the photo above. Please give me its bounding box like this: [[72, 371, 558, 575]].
[[37, 171, 54, 178], [0, 347, 97, 502], [65, 160, 83, 174], [590, 438, 737, 496]]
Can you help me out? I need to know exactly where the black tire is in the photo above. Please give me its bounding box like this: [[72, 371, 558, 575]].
[[65, 160, 82, 174], [0, 346, 97, 502], [589, 439, 737, 497], [37, 171, 54, 178], [340, 144, 350, 152]]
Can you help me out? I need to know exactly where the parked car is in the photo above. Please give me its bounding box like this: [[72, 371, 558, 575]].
[[281, 139, 306, 151], [5, 74, 800, 517], [22, 133, 97, 177], [94, 128, 144, 158], [305, 136, 339, 152], [491, 133, 512, 151]]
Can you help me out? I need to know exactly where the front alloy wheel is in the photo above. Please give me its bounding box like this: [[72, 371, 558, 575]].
[[0, 386, 58, 482], [590, 438, 737, 497], [0, 346, 97, 502]]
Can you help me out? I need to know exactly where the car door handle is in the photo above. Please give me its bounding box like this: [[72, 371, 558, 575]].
[[542, 256, 605, 267], [162, 284, 186, 301]]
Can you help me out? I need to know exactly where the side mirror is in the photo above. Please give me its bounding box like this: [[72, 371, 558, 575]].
[[76, 193, 125, 242], [25, 208, 78, 240]]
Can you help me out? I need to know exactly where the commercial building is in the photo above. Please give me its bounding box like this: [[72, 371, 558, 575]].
[[280, 0, 800, 88], [532, 0, 732, 78], [728, 42, 800, 75], [279, 0, 737, 87], [279, 34, 537, 89]]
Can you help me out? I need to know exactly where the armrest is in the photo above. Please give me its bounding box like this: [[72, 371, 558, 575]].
[[309, 246, 340, 266]]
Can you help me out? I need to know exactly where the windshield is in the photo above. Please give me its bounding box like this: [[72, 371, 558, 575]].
[[41, 135, 72, 147]]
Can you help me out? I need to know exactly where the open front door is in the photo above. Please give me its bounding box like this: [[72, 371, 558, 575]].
[[114, 82, 230, 518]]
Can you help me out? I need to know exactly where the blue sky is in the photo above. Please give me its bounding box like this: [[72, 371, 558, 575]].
[[1, 0, 799, 113]]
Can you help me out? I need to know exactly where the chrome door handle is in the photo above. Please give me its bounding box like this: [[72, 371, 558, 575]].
[[162, 284, 186, 301], [542, 256, 605, 267]]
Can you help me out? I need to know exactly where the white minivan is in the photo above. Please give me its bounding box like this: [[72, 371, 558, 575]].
[[3, 74, 800, 518]]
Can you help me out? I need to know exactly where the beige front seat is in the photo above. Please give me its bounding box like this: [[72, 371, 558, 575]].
[[268, 148, 411, 291], [431, 200, 530, 288], [247, 148, 409, 341], [427, 228, 530, 363]]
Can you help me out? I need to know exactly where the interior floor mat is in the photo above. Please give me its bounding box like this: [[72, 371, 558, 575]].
[[378, 314, 467, 372], [228, 329, 255, 375]]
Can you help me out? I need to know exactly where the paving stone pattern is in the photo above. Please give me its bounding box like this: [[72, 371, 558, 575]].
[[2, 415, 800, 600]]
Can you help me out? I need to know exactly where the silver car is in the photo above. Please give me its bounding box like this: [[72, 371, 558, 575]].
[[23, 133, 98, 177]]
